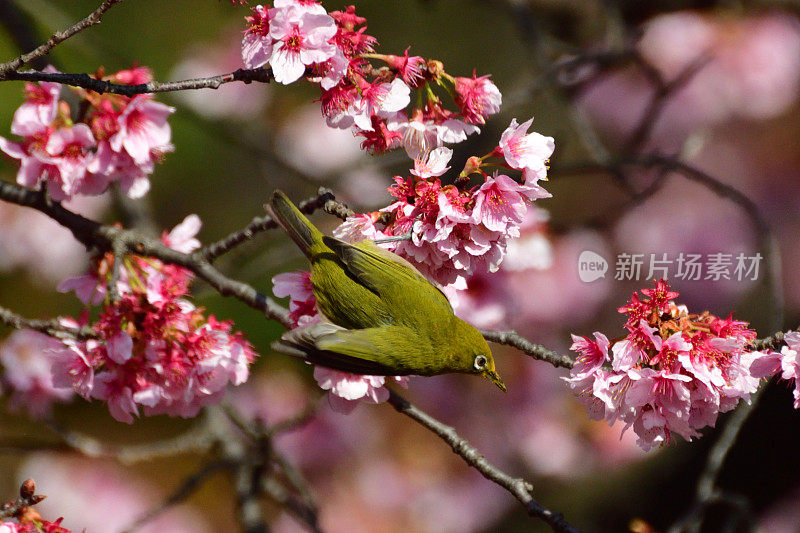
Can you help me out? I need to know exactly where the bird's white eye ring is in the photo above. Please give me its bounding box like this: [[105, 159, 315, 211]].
[[474, 355, 487, 371]]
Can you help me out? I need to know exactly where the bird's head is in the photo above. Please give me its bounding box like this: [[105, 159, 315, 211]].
[[453, 318, 506, 392]]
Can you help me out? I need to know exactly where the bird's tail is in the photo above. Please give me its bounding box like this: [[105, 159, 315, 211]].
[[268, 190, 326, 258]]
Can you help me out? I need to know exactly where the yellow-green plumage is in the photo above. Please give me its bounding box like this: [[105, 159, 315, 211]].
[[268, 190, 505, 390]]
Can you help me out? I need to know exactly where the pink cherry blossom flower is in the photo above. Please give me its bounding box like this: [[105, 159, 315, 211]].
[[268, 6, 337, 84], [109, 95, 174, 166], [12, 68, 61, 135], [162, 214, 202, 253], [776, 331, 800, 407], [350, 78, 411, 131], [390, 114, 481, 159], [313, 366, 409, 413], [242, 4, 275, 69], [0, 329, 74, 418], [274, 0, 327, 15], [49, 319, 96, 399], [384, 48, 426, 87], [0, 122, 97, 202], [471, 173, 537, 232], [410, 146, 452, 178], [272, 270, 320, 327], [333, 214, 386, 242], [570, 332, 610, 377], [453, 73, 502, 125], [498, 117, 555, 183]]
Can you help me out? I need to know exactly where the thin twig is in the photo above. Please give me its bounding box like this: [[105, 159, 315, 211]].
[[120, 460, 235, 533], [0, 0, 125, 76], [46, 420, 215, 464], [201, 188, 340, 262], [0, 0, 49, 71], [667, 387, 765, 533], [387, 390, 582, 533], [0, 305, 96, 340], [0, 66, 277, 95], [622, 55, 711, 154], [260, 476, 323, 533]]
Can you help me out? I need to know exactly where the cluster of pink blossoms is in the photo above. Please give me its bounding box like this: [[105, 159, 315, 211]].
[[334, 118, 554, 287], [52, 216, 256, 423], [241, 0, 502, 156], [0, 66, 173, 201], [272, 271, 407, 412], [565, 280, 774, 451]]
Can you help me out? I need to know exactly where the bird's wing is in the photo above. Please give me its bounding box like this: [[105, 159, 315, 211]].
[[273, 322, 424, 375], [321, 236, 452, 312]]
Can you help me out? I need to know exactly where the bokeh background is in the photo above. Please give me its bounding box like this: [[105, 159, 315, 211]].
[[1, 0, 800, 531]]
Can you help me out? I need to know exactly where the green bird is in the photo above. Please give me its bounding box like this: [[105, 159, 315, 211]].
[[267, 190, 506, 391]]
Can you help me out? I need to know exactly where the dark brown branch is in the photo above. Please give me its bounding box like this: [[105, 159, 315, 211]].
[[622, 55, 711, 154], [120, 460, 235, 533], [0, 67, 277, 96], [387, 390, 582, 533], [0, 0, 125, 76], [46, 420, 215, 464], [481, 329, 575, 369], [201, 187, 343, 262], [0, 305, 96, 340], [261, 475, 323, 533]]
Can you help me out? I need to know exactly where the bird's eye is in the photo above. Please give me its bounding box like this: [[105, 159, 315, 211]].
[[473, 355, 487, 371]]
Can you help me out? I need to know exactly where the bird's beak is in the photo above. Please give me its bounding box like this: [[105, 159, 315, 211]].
[[483, 369, 507, 392]]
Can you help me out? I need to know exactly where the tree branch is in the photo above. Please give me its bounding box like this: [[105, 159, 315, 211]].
[[0, 181, 291, 328], [201, 187, 346, 262], [0, 305, 96, 340], [0, 66, 277, 95], [481, 329, 575, 369], [0, 0, 125, 76], [387, 390, 582, 533]]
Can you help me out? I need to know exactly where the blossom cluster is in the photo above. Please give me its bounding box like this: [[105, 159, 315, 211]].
[[333, 118, 554, 287], [565, 279, 768, 450], [0, 66, 173, 201], [272, 271, 407, 412], [241, 0, 502, 156], [50, 216, 257, 423]]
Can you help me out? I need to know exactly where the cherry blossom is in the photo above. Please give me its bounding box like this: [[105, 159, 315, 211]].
[[53, 216, 257, 423], [269, 6, 337, 84], [566, 280, 773, 450], [410, 146, 452, 179], [0, 66, 173, 201], [498, 117, 555, 183], [453, 73, 502, 125], [0, 329, 74, 419]]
